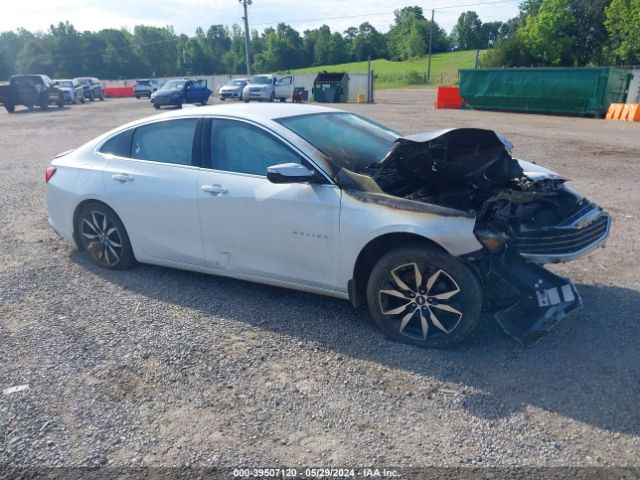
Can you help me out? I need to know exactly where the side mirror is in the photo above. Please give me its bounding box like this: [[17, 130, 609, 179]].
[[267, 163, 319, 184]]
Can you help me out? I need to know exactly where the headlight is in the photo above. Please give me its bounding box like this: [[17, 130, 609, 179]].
[[474, 228, 509, 253]]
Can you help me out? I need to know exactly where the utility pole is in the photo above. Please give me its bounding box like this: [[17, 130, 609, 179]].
[[427, 8, 434, 82], [239, 0, 252, 76]]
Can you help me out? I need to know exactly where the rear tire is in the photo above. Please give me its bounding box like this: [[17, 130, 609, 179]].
[[76, 202, 135, 270], [366, 243, 482, 348], [5, 104, 15, 113], [99, 92, 104, 101]]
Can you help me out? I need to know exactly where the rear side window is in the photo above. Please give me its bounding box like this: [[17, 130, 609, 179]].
[[131, 118, 198, 166], [99, 130, 133, 157]]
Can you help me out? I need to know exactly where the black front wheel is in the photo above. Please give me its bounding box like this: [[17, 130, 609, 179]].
[[76, 203, 135, 270], [367, 243, 482, 348], [5, 104, 15, 113]]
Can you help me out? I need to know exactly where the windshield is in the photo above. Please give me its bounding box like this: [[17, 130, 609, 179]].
[[277, 113, 400, 171], [226, 80, 245, 86], [56, 81, 73, 87], [136, 80, 150, 86], [249, 76, 271, 85], [160, 80, 186, 91]]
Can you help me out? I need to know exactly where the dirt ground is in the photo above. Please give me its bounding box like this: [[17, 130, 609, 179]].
[[1, 89, 639, 476]]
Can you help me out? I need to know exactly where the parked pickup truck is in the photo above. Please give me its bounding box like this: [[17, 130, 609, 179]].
[[0, 74, 64, 113], [242, 74, 293, 102]]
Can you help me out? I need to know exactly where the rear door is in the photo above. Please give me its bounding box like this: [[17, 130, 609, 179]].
[[101, 117, 205, 266]]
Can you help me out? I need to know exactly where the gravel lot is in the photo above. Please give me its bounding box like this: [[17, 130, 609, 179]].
[[1, 90, 639, 475]]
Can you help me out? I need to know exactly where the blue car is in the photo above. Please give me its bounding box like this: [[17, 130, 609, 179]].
[[150, 79, 212, 109]]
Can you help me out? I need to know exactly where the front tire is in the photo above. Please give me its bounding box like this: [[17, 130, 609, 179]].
[[76, 202, 135, 270], [5, 103, 15, 113], [366, 243, 482, 348]]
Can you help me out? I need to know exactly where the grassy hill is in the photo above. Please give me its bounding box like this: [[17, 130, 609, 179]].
[[287, 50, 481, 89]]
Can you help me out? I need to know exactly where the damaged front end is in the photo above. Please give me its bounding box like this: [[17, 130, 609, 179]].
[[359, 128, 611, 345]]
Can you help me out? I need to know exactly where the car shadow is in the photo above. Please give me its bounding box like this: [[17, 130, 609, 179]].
[[9, 106, 68, 114], [71, 252, 640, 435]]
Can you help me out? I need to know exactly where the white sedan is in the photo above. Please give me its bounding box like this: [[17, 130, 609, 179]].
[[45, 104, 610, 347]]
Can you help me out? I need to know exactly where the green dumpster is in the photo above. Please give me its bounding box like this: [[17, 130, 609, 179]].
[[312, 71, 349, 103], [459, 67, 631, 116]]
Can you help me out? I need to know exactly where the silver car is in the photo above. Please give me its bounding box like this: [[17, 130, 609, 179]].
[[134, 79, 162, 99], [218, 78, 248, 101], [54, 79, 85, 104], [44, 104, 610, 348]]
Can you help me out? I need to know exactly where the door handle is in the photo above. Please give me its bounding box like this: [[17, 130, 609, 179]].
[[112, 173, 134, 183], [201, 184, 228, 195]]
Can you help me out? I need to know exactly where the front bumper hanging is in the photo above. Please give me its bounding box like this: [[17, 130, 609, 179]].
[[488, 255, 582, 345]]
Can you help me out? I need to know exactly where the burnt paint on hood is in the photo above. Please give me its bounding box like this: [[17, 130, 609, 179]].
[[335, 168, 476, 219]]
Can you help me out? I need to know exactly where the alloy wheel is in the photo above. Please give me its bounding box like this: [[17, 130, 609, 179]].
[[378, 263, 463, 341], [79, 210, 123, 267]]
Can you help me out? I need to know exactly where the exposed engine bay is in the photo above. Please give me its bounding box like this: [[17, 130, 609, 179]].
[[338, 128, 611, 345]]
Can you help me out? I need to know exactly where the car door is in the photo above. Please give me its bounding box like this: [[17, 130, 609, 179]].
[[185, 80, 202, 103], [102, 117, 205, 266], [197, 117, 342, 290], [275, 76, 292, 99]]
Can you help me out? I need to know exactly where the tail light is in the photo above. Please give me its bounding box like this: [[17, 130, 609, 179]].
[[45, 166, 57, 183]]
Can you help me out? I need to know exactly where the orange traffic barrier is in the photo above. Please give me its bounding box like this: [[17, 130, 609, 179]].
[[434, 86, 463, 109], [605, 103, 617, 120], [103, 86, 134, 98], [605, 103, 640, 121], [626, 104, 640, 122], [620, 104, 631, 121], [612, 103, 625, 120]]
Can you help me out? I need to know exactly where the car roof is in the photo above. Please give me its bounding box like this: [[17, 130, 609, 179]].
[[95, 103, 345, 149], [151, 103, 342, 122]]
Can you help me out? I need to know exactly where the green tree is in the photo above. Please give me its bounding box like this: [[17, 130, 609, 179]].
[[254, 23, 304, 72], [520, 0, 577, 65], [97, 29, 144, 79], [223, 24, 247, 74], [605, 0, 640, 64], [350, 22, 386, 61], [15, 33, 53, 75], [48, 22, 87, 77], [451, 11, 484, 50], [0, 31, 25, 79], [132, 25, 177, 76]]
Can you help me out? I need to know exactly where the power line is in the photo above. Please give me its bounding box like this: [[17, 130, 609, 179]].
[[251, 0, 520, 27]]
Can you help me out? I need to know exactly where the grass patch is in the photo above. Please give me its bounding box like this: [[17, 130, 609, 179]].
[[287, 50, 482, 89]]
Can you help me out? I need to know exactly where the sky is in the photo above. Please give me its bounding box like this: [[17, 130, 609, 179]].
[[1, 0, 521, 36]]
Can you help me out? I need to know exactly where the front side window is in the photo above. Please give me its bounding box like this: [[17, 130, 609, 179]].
[[131, 119, 198, 165], [160, 80, 186, 91], [210, 119, 301, 176]]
